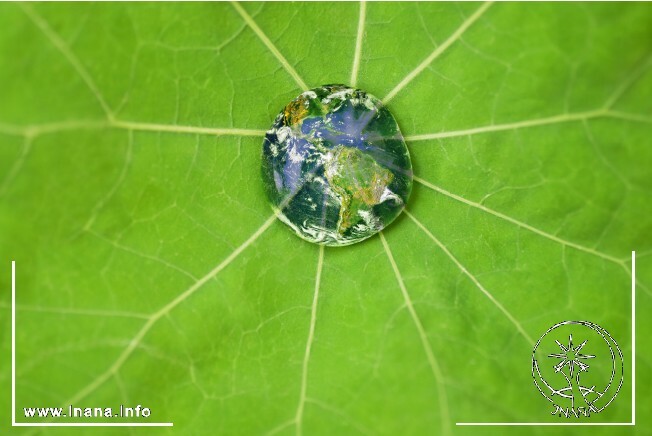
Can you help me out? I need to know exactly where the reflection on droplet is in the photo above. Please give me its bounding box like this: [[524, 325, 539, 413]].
[[262, 85, 412, 246]]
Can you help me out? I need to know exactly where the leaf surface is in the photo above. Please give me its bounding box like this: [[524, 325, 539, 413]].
[[1, 2, 651, 434]]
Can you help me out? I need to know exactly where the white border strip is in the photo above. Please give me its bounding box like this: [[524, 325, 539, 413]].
[[11, 261, 15, 426], [456, 251, 636, 426], [11, 261, 174, 427], [631, 250, 636, 425]]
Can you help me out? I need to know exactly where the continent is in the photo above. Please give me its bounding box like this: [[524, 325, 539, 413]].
[[283, 95, 310, 126], [324, 146, 395, 234]]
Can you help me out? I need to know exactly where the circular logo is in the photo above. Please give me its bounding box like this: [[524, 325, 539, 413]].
[[531, 321, 623, 418]]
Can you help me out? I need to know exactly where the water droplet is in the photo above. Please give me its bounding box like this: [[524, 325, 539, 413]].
[[262, 85, 412, 246]]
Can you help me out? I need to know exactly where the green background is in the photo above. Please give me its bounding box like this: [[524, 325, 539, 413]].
[[1, 2, 651, 435]]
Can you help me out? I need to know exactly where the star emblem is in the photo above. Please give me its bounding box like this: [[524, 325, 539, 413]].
[[547, 334, 596, 378]]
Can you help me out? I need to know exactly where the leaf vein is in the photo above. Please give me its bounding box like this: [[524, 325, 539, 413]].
[[231, 1, 309, 91], [59, 214, 276, 406], [405, 210, 535, 346], [413, 175, 625, 266], [19, 4, 114, 119], [405, 109, 604, 141], [295, 245, 324, 436], [382, 1, 493, 104], [0, 138, 32, 198], [82, 132, 134, 232], [380, 232, 450, 436], [350, 1, 367, 87]]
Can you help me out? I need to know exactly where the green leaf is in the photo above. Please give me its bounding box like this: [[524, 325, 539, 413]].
[[1, 2, 651, 434]]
